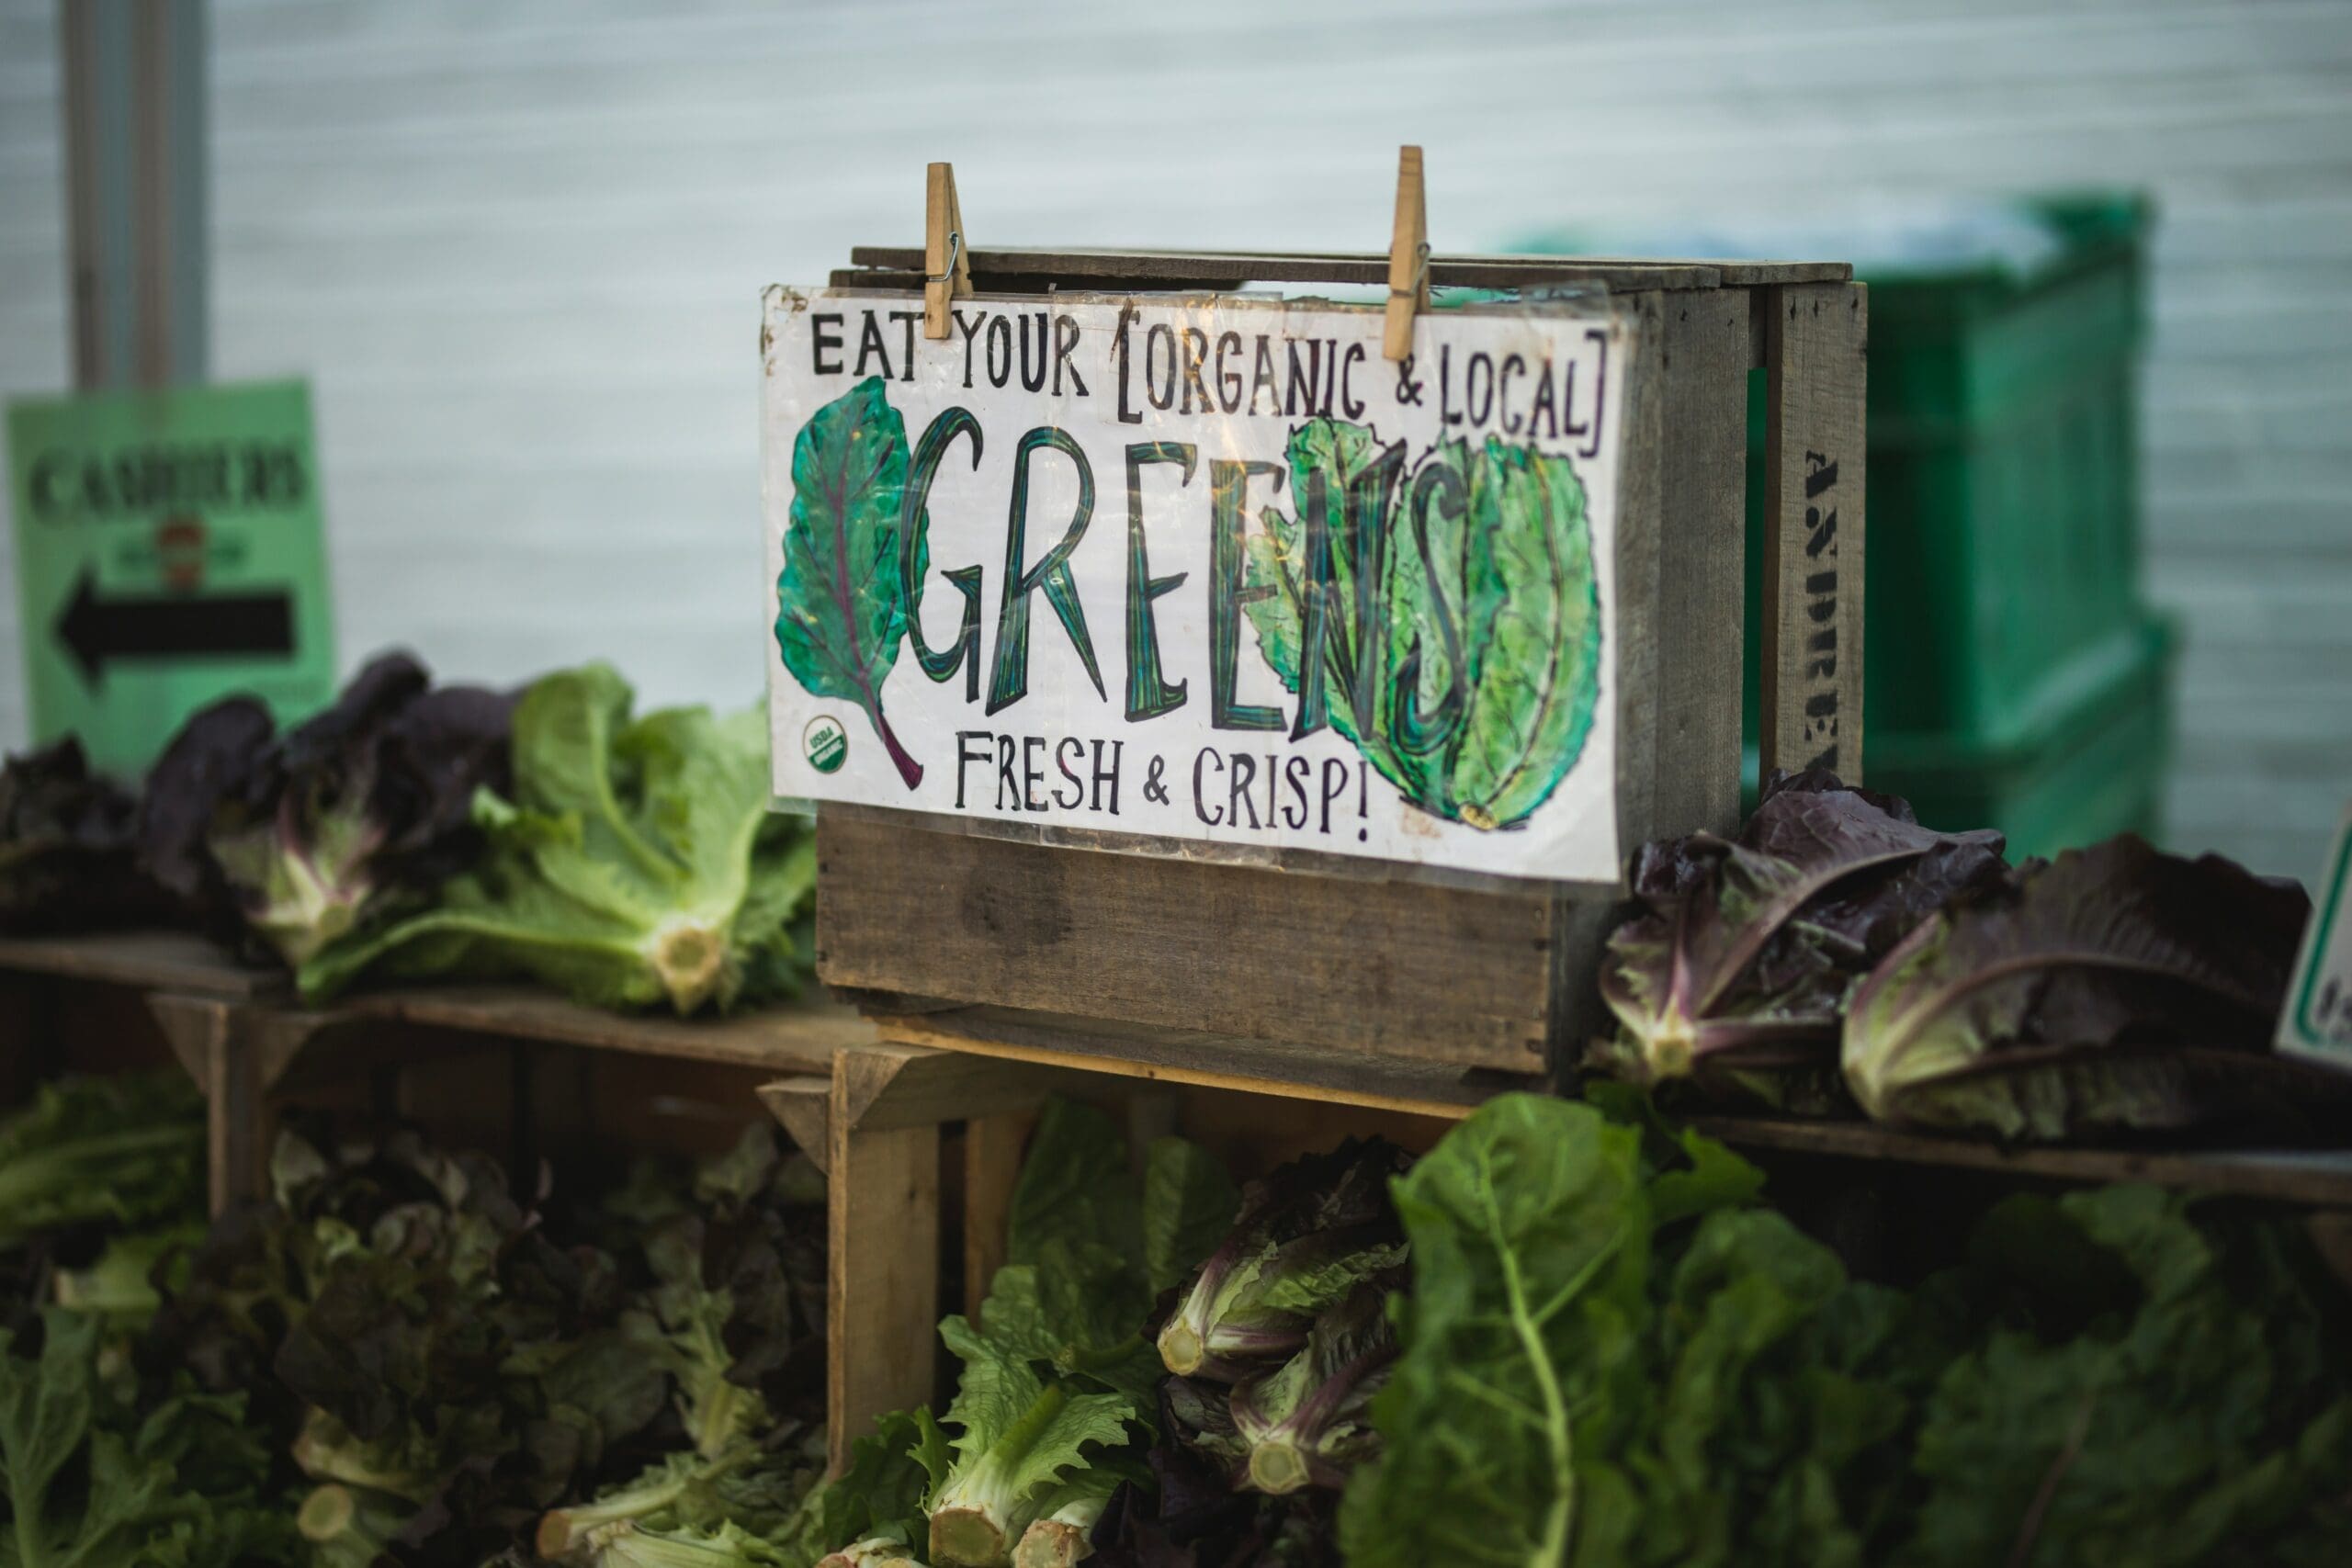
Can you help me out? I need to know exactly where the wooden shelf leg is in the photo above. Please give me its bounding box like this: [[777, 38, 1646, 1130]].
[[827, 1078, 941, 1476], [1761, 279, 1868, 784], [205, 1010, 268, 1216], [149, 995, 266, 1218]]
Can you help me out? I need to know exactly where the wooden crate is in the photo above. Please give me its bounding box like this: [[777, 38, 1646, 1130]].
[[806, 248, 1868, 1081]]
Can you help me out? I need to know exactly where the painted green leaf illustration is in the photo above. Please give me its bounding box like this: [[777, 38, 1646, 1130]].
[[774, 376, 923, 788], [1245, 421, 1601, 830]]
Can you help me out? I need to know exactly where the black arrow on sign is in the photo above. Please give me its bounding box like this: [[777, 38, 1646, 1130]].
[[55, 570, 295, 686]]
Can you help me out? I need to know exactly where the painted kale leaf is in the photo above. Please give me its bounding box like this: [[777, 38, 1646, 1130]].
[[1244, 421, 1601, 830], [774, 376, 923, 789]]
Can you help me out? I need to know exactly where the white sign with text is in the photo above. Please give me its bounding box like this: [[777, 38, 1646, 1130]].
[[760, 288, 1630, 883]]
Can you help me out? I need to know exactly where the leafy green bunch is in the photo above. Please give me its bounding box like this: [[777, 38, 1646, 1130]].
[[1344, 1091, 1923, 1568], [536, 1127, 831, 1567], [1152, 1136, 1412, 1508], [1244, 420, 1602, 831], [1340, 1091, 2352, 1568], [299, 663, 818, 1015], [795, 1100, 1236, 1568], [0, 1072, 205, 1255], [141, 1129, 678, 1566], [1, 1310, 298, 1568]]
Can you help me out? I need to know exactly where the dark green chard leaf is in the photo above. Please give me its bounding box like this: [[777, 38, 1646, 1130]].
[[1902, 1186, 2352, 1567], [774, 375, 923, 789], [1842, 836, 2316, 1138], [1244, 422, 1601, 831], [1339, 1092, 1926, 1568], [1339, 1096, 1652, 1568], [1143, 1138, 1240, 1300]]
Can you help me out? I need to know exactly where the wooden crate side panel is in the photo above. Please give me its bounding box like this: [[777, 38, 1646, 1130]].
[[818, 813, 1553, 1071], [1761, 281, 1869, 782], [1654, 288, 1752, 840], [1609, 291, 1668, 860]]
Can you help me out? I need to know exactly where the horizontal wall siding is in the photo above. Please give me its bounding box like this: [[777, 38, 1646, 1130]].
[[0, 0, 2346, 878]]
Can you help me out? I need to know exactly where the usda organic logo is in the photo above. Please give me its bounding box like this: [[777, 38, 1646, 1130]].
[[802, 716, 848, 774]]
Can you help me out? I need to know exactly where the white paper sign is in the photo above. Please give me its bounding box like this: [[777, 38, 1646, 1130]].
[[2278, 802, 2352, 1063], [760, 288, 1629, 884]]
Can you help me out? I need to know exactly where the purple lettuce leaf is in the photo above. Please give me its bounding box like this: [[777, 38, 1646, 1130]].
[[1594, 770, 2006, 1099], [1155, 1140, 1409, 1382], [141, 651, 516, 969], [0, 736, 174, 931], [1842, 835, 2315, 1138]]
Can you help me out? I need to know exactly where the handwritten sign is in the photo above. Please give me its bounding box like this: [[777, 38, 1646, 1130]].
[[2278, 803, 2352, 1064], [760, 289, 1629, 884]]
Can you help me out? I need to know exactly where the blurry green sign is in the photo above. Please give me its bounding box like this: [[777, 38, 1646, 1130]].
[[6, 378, 334, 773], [2280, 803, 2352, 1066]]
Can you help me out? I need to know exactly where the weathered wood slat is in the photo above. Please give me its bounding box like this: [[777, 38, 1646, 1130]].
[[818, 811, 1555, 1072], [1610, 292, 1668, 859], [963, 1110, 1035, 1313], [1761, 281, 1869, 782], [825, 1081, 939, 1477], [842, 245, 1729, 292], [864, 1003, 1518, 1118], [170, 985, 875, 1092], [831, 268, 1244, 296], [0, 931, 281, 997], [1692, 1113, 2352, 1209], [363, 985, 871, 1072], [1653, 288, 1752, 840]]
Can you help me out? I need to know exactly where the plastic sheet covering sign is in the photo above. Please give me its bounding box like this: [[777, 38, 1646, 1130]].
[[759, 288, 1628, 885], [6, 378, 334, 774]]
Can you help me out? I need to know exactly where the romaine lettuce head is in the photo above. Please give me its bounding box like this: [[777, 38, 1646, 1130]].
[[295, 662, 817, 1013], [0, 1069, 204, 1248], [1594, 769, 2006, 1107], [1842, 835, 2314, 1139], [1157, 1137, 1410, 1382], [1227, 1273, 1401, 1495]]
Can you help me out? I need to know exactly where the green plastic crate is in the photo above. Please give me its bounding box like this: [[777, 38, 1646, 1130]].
[[1528, 195, 2167, 852], [1738, 194, 2155, 758], [1872, 615, 2174, 860]]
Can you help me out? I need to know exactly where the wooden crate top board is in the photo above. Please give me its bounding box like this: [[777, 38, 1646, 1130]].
[[0, 930, 283, 998], [834, 245, 1850, 293]]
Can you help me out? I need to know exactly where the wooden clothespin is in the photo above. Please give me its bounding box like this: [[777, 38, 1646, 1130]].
[[1383, 145, 1429, 362], [924, 162, 973, 340]]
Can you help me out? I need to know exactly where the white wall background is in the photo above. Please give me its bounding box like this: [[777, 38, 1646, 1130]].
[[1, 0, 2347, 878]]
